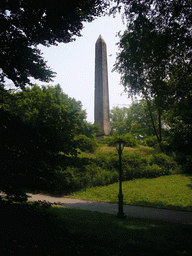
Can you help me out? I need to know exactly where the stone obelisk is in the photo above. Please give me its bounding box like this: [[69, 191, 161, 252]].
[[94, 35, 110, 140]]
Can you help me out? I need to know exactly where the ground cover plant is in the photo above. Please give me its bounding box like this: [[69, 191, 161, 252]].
[[1, 199, 192, 255], [71, 174, 192, 211], [51, 147, 180, 195]]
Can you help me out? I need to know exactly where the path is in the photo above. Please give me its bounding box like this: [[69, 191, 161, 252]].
[[27, 193, 192, 225]]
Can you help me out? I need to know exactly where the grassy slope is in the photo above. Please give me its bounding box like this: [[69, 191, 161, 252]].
[[2, 146, 192, 254], [72, 145, 192, 211], [71, 174, 192, 211]]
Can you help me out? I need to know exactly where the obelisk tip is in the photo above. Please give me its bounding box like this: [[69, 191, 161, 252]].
[[97, 34, 105, 43]]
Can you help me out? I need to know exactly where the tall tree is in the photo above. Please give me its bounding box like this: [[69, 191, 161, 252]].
[[113, 0, 192, 149], [0, 0, 110, 88]]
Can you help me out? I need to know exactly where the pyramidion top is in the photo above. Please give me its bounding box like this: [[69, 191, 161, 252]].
[[96, 34, 106, 43]]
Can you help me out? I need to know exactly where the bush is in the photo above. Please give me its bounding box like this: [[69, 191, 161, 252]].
[[143, 136, 158, 147], [94, 153, 119, 170], [85, 164, 118, 187], [143, 164, 165, 178], [93, 151, 179, 182], [121, 151, 149, 180], [149, 153, 179, 173], [75, 134, 98, 153], [52, 163, 119, 194], [51, 151, 180, 194], [99, 133, 139, 148], [122, 133, 139, 147]]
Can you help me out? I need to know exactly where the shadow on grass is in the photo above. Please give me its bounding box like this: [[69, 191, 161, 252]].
[[124, 200, 192, 212], [1, 200, 192, 255]]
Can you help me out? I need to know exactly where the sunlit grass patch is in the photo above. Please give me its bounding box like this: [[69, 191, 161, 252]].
[[94, 145, 155, 155], [71, 174, 192, 211]]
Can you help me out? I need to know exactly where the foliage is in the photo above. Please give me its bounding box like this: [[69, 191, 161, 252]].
[[40, 148, 180, 195], [93, 150, 179, 181], [99, 133, 139, 147], [110, 106, 128, 135], [0, 109, 56, 198], [122, 133, 140, 147], [110, 100, 160, 138], [143, 136, 158, 148], [52, 164, 118, 194], [113, 0, 192, 150], [0, 0, 109, 88], [1, 84, 90, 155], [0, 85, 94, 200], [42, 148, 179, 195], [150, 153, 177, 170], [165, 97, 192, 173], [75, 134, 98, 153]]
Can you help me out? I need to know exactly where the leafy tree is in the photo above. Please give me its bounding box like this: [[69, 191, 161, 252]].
[[165, 96, 192, 173], [1, 84, 95, 199], [110, 106, 128, 135], [113, 0, 192, 149], [0, 0, 110, 88], [110, 100, 161, 138], [2, 84, 87, 155]]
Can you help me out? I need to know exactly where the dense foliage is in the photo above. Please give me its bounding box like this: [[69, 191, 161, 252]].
[[50, 149, 180, 195], [99, 133, 139, 147], [110, 99, 161, 138], [0, 85, 97, 199], [1, 0, 110, 88], [112, 0, 192, 168]]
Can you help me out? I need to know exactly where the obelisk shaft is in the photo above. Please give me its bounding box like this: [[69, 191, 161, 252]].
[[94, 35, 110, 138]]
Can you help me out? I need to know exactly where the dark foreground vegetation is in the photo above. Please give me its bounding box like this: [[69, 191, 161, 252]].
[[1, 199, 192, 256]]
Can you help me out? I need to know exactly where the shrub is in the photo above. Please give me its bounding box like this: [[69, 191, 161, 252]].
[[150, 153, 179, 173], [143, 136, 158, 147], [122, 133, 139, 147], [121, 151, 149, 180], [93, 151, 178, 181], [143, 164, 165, 178], [75, 134, 98, 153], [98, 133, 139, 148], [52, 163, 119, 194], [85, 164, 118, 187], [52, 151, 180, 194], [94, 152, 119, 170]]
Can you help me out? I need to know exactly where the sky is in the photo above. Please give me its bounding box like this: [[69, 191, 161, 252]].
[[7, 13, 133, 123]]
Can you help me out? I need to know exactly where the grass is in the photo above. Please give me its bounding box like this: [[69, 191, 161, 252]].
[[94, 145, 155, 155], [70, 174, 192, 211], [1, 199, 192, 255]]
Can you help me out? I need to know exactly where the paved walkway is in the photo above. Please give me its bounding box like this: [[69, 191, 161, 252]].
[[27, 193, 192, 225]]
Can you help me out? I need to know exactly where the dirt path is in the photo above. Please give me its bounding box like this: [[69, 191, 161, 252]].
[[27, 193, 192, 225]]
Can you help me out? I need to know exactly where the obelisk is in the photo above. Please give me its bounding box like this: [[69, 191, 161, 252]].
[[94, 35, 111, 140]]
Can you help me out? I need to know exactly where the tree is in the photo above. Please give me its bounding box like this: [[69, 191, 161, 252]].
[[0, 0, 110, 89], [1, 84, 94, 198], [110, 106, 128, 135], [165, 94, 192, 172], [113, 0, 192, 149], [2, 84, 89, 154], [110, 99, 160, 138]]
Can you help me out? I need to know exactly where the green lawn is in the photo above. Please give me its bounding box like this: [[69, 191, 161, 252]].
[[1, 200, 192, 255], [71, 174, 192, 211]]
